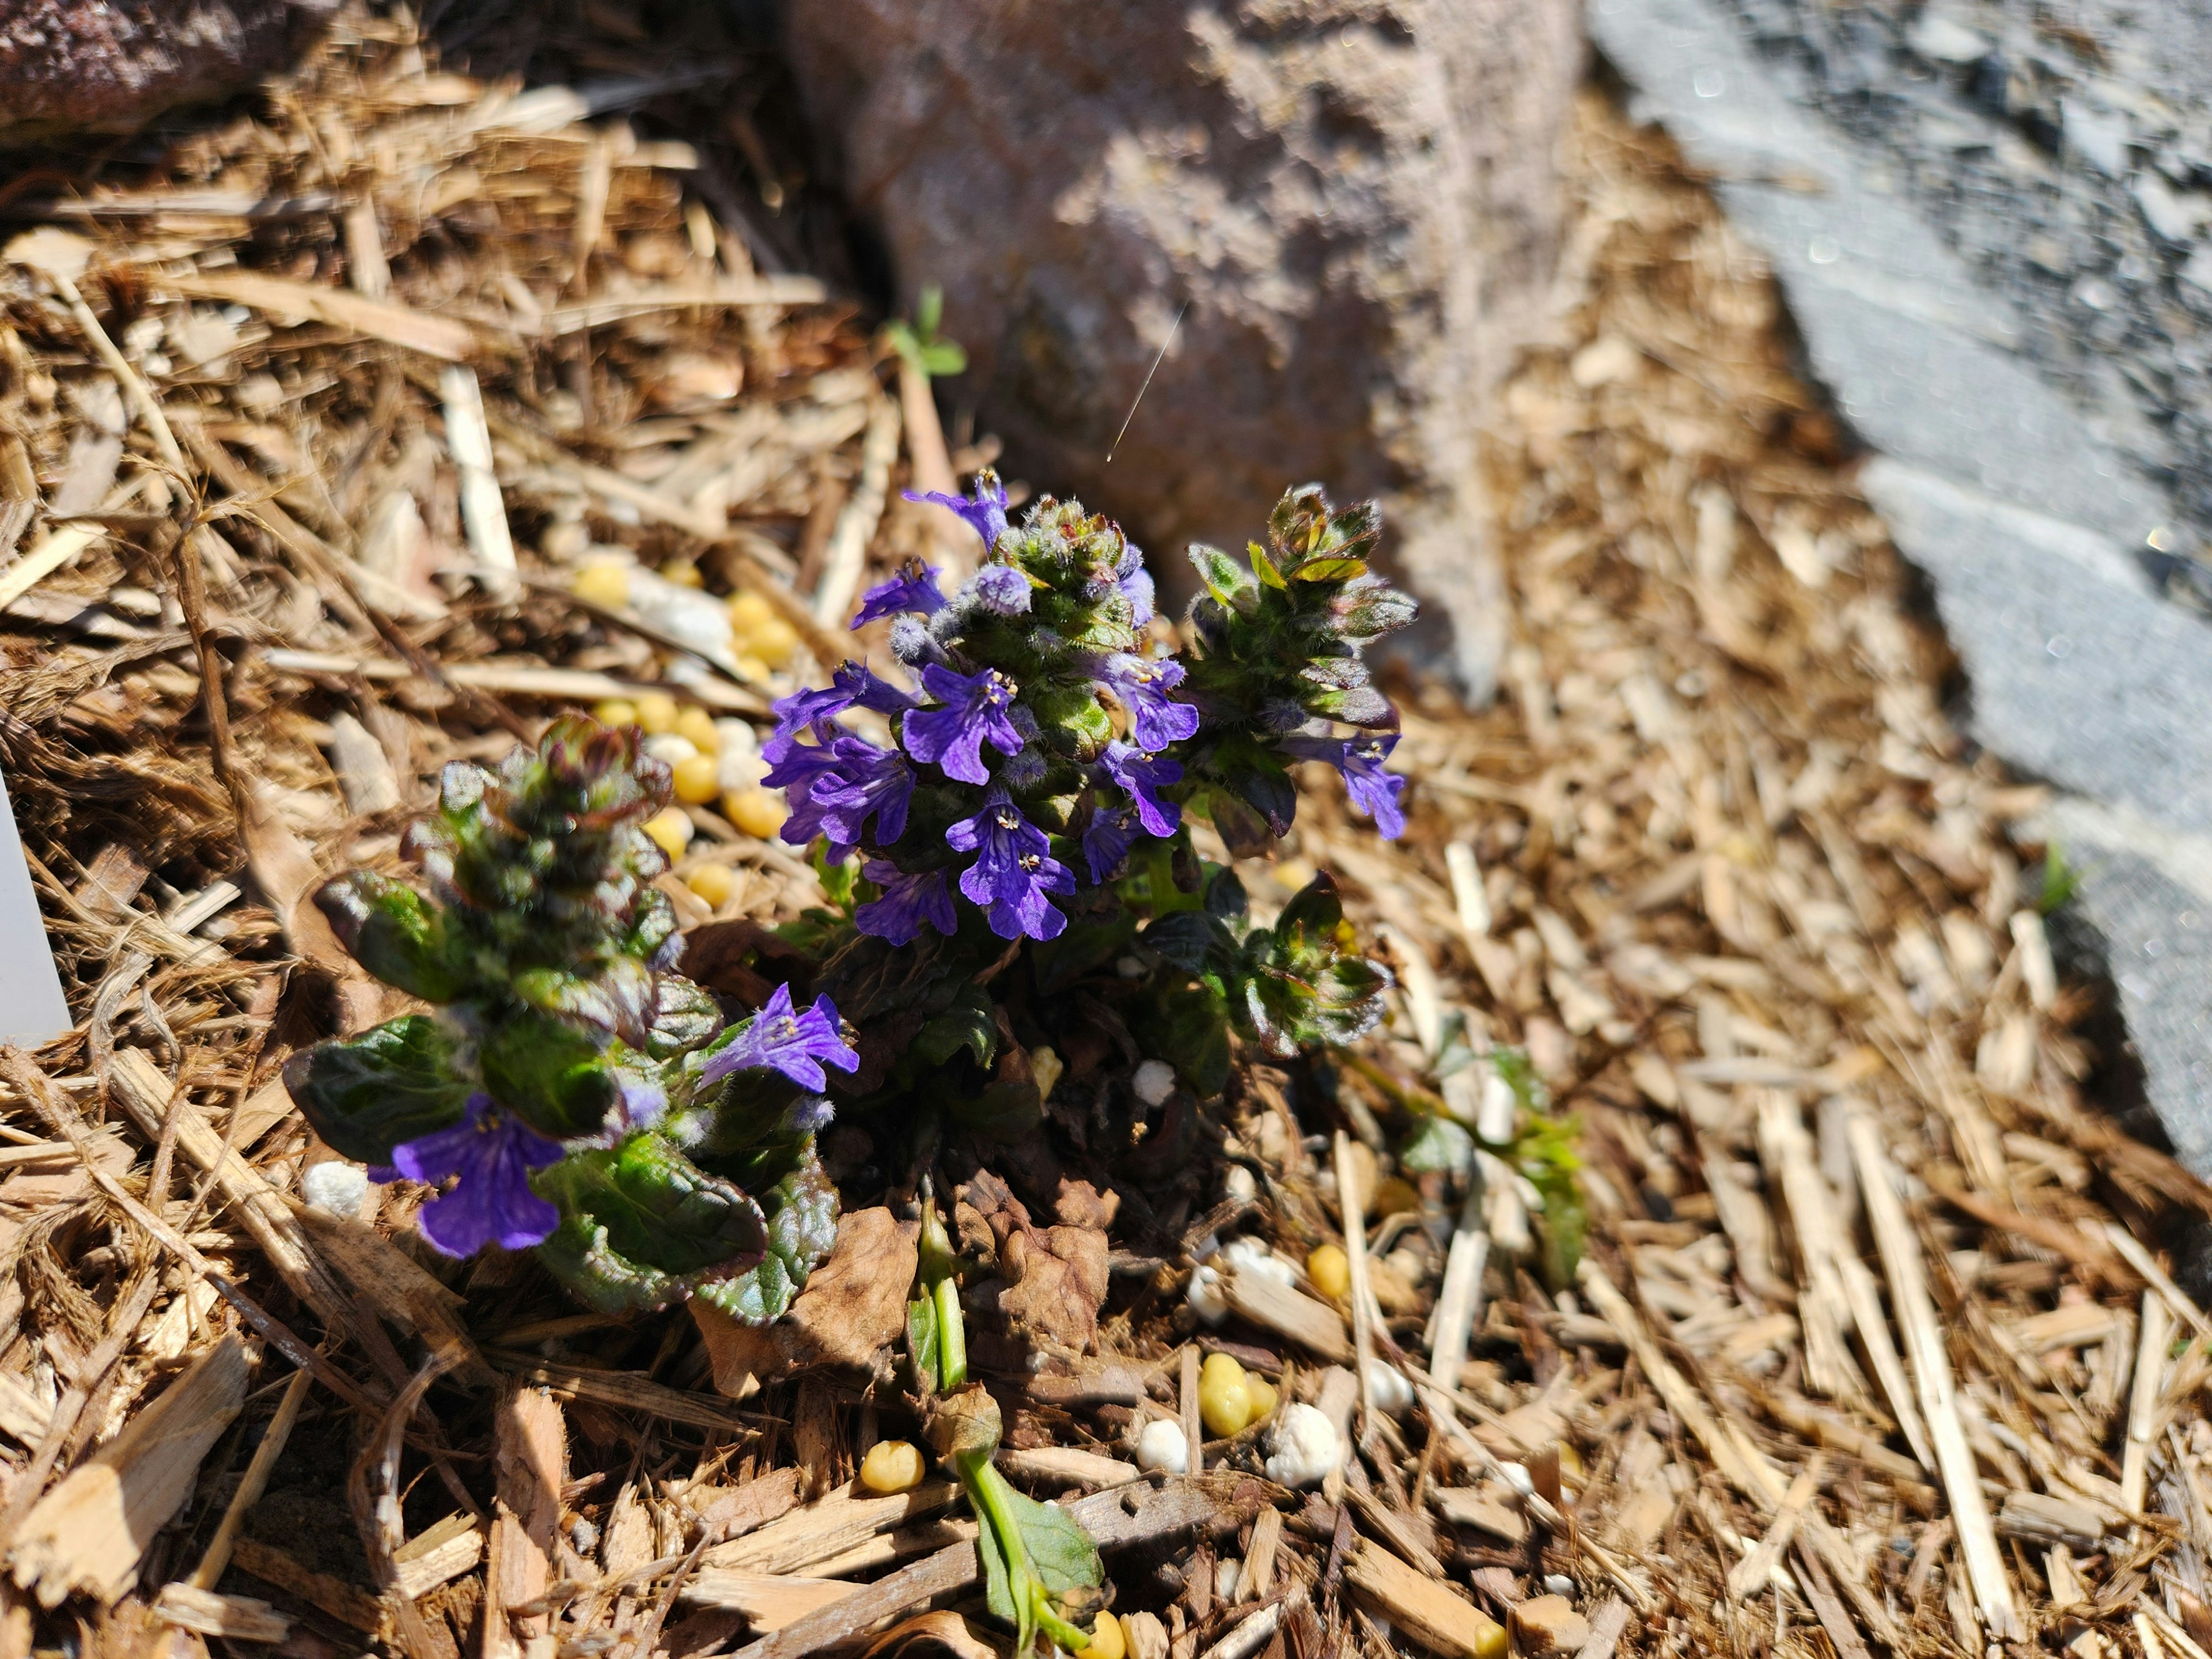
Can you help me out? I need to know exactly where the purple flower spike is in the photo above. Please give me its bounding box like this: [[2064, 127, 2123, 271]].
[[948, 787, 1074, 941], [703, 982, 859, 1092], [904, 470, 1009, 553], [373, 1094, 562, 1259], [855, 860, 958, 945], [1285, 733, 1407, 840], [1082, 805, 1141, 886], [969, 563, 1032, 616], [1096, 653, 1199, 751], [812, 738, 915, 847], [854, 560, 947, 626], [1100, 740, 1182, 838], [902, 664, 1025, 784]]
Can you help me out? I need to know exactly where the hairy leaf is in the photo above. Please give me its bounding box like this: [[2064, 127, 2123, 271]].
[[281, 1014, 473, 1164]]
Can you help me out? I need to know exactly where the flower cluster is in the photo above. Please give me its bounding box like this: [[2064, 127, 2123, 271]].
[[285, 718, 856, 1321], [767, 475, 1410, 957]]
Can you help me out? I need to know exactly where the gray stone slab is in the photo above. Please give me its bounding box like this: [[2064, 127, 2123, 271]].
[[1859, 459, 2212, 832], [1591, 0, 2212, 1170]]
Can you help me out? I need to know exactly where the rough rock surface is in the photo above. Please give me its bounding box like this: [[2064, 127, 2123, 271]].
[[0, 0, 316, 137], [784, 0, 1583, 691], [1591, 0, 2212, 1173]]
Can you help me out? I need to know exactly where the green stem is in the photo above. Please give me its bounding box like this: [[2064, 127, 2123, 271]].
[[935, 1274, 967, 1391], [964, 1456, 1089, 1655]]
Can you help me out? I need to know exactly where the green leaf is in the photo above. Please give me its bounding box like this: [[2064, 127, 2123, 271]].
[[1399, 1113, 1472, 1176], [315, 874, 468, 1002], [646, 977, 724, 1060], [1249, 541, 1287, 589], [917, 283, 944, 338], [2039, 842, 2081, 914], [915, 984, 998, 1069], [1142, 911, 1235, 974], [1187, 543, 1257, 612], [478, 1008, 622, 1138], [1139, 982, 1231, 1097], [509, 955, 658, 1047], [281, 1014, 474, 1164], [535, 1131, 770, 1314], [813, 844, 860, 915], [907, 1294, 942, 1395], [1291, 556, 1368, 582], [690, 1146, 840, 1324], [922, 342, 967, 377]]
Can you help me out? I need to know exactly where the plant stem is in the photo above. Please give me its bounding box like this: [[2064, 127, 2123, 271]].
[[936, 1273, 967, 1391]]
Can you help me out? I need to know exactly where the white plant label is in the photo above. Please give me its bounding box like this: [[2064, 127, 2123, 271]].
[[0, 764, 70, 1044]]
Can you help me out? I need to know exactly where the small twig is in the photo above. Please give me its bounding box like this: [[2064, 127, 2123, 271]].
[[1334, 1131, 1378, 1450], [351, 1350, 463, 1659], [191, 1366, 312, 1589]]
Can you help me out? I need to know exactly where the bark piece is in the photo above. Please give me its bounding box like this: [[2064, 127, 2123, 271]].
[[0, 0, 317, 136], [1508, 1594, 1591, 1656], [1343, 1540, 1501, 1659], [484, 1386, 566, 1659], [8, 1337, 248, 1607]]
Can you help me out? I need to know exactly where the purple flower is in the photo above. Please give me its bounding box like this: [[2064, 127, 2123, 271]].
[[904, 470, 1009, 553], [762, 722, 847, 797], [854, 560, 946, 626], [902, 664, 1025, 784], [947, 787, 1075, 941], [834, 661, 918, 715], [702, 982, 859, 1092], [1100, 740, 1181, 837], [616, 1073, 667, 1133], [1116, 541, 1155, 627], [1082, 805, 1141, 885], [372, 1094, 562, 1258], [1095, 653, 1199, 751], [855, 861, 958, 945], [764, 685, 853, 764], [808, 737, 915, 847], [1285, 733, 1407, 839], [969, 563, 1032, 616]]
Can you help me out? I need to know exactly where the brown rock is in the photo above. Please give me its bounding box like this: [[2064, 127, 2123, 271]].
[[786, 0, 1582, 692], [0, 0, 331, 137], [692, 1207, 920, 1396]]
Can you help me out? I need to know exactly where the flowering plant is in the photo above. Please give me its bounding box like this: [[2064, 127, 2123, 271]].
[[282, 481, 1414, 1330], [768, 477, 1412, 1127], [284, 718, 857, 1321]]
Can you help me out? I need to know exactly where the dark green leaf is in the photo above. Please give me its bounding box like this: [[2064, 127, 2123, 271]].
[[1141, 982, 1231, 1097], [281, 1014, 473, 1164], [315, 874, 468, 1002], [535, 1131, 770, 1313], [915, 984, 998, 1069], [690, 1146, 840, 1324], [1142, 911, 1234, 973], [478, 1009, 622, 1139]]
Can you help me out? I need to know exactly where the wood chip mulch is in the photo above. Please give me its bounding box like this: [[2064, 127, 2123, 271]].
[[0, 17, 2206, 1656]]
